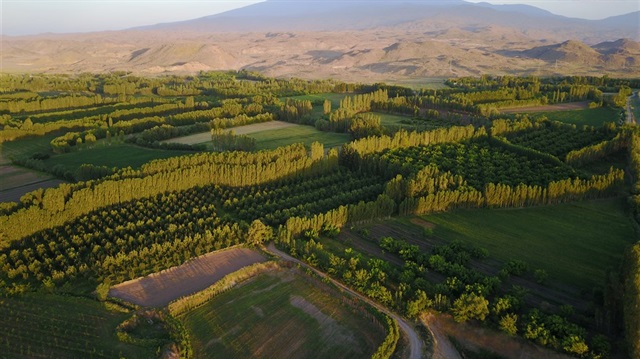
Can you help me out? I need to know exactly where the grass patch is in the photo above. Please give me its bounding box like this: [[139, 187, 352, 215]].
[[530, 107, 619, 127], [43, 143, 193, 171], [180, 269, 386, 359], [248, 125, 351, 150], [0, 293, 157, 358], [0, 133, 59, 164], [421, 197, 636, 289]]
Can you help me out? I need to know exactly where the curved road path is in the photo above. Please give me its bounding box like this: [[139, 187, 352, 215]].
[[266, 243, 424, 359]]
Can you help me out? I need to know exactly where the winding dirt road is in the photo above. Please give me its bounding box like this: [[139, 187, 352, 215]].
[[266, 243, 424, 359]]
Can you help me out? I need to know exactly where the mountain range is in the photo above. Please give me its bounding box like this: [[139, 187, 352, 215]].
[[2, 0, 639, 81]]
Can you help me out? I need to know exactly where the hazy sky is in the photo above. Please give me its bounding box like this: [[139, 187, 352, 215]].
[[2, 0, 639, 36]]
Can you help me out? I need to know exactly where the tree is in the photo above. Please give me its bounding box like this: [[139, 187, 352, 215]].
[[310, 141, 324, 161], [499, 313, 518, 336], [451, 292, 489, 322], [323, 99, 332, 115], [22, 118, 33, 130], [247, 220, 273, 245]]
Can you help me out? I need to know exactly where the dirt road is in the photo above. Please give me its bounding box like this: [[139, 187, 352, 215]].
[[266, 243, 424, 359], [421, 313, 462, 359]]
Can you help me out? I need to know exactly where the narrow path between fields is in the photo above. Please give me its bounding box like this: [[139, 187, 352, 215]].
[[266, 243, 426, 359]]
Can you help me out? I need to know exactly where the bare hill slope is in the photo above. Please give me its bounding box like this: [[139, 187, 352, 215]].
[[2, 1, 639, 80]]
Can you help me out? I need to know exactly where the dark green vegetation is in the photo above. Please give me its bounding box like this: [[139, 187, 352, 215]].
[[181, 269, 386, 359], [0, 293, 162, 358], [423, 197, 635, 288], [1, 73, 639, 358], [529, 107, 619, 127]]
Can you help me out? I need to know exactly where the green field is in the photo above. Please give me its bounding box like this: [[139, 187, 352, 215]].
[[368, 111, 413, 127], [248, 125, 351, 150], [531, 107, 619, 127], [0, 133, 59, 164], [43, 143, 194, 171], [0, 294, 158, 358], [422, 197, 636, 289], [180, 269, 386, 359]]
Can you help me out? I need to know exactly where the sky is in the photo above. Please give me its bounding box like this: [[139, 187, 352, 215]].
[[2, 0, 639, 36]]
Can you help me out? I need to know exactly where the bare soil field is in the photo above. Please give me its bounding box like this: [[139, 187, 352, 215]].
[[161, 121, 298, 145], [0, 165, 64, 203], [501, 101, 589, 114], [422, 312, 572, 359], [109, 247, 266, 307]]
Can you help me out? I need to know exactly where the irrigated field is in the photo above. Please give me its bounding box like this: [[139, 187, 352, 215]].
[[0, 293, 158, 358], [248, 125, 351, 150], [422, 197, 635, 289], [521, 107, 618, 127], [43, 143, 193, 171], [162, 121, 298, 146], [181, 268, 386, 359], [109, 247, 266, 307]]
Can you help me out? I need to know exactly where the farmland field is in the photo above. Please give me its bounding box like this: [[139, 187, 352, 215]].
[[248, 124, 351, 150], [0, 293, 158, 358], [521, 107, 618, 127], [42, 143, 193, 171], [368, 111, 414, 127], [500, 101, 589, 114], [109, 247, 266, 307], [0, 165, 64, 202], [0, 133, 59, 162], [421, 197, 635, 289], [180, 268, 386, 359], [161, 121, 298, 145]]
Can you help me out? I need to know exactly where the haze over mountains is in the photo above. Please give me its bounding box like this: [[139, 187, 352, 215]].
[[2, 0, 639, 81]]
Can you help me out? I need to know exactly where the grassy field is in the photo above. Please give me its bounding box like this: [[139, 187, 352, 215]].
[[43, 143, 193, 171], [181, 269, 386, 359], [248, 125, 351, 150], [529, 107, 619, 127], [0, 133, 59, 164], [368, 111, 413, 127], [0, 293, 158, 358], [421, 197, 636, 289]]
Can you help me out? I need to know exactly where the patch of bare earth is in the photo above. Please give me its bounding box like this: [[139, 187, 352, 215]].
[[109, 247, 266, 307], [161, 120, 298, 145], [409, 217, 436, 230], [422, 312, 573, 359], [501, 101, 589, 114], [0, 165, 65, 203]]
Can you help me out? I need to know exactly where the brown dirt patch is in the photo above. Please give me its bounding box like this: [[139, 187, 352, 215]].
[[410, 217, 436, 230], [423, 312, 572, 359], [0, 164, 65, 203], [500, 101, 589, 114], [109, 247, 266, 307]]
